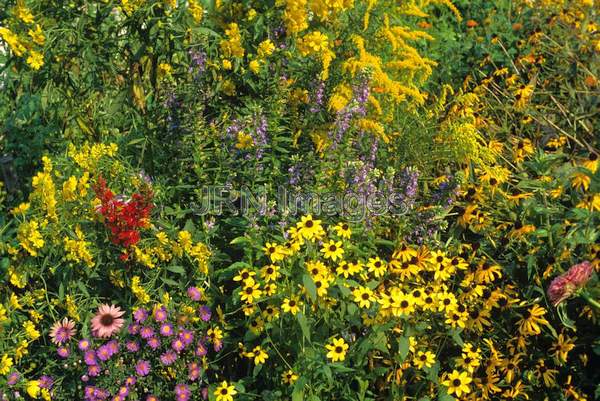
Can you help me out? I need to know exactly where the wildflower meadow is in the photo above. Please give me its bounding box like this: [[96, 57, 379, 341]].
[[0, 0, 599, 400]]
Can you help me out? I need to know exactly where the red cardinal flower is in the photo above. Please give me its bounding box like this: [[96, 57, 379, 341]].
[[94, 176, 153, 259]]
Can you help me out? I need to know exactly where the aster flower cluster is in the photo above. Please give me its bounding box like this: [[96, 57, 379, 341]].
[[46, 291, 221, 401]]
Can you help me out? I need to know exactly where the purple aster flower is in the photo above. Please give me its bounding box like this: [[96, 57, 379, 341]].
[[188, 362, 200, 381], [140, 326, 154, 339], [154, 306, 168, 322], [88, 364, 101, 377], [128, 323, 140, 335], [7, 372, 20, 386], [147, 337, 161, 350], [125, 376, 137, 387], [187, 287, 202, 301], [84, 350, 97, 365], [198, 305, 211, 322], [133, 308, 148, 323], [117, 386, 129, 398], [39, 375, 53, 389], [178, 329, 194, 346], [174, 384, 191, 401], [171, 338, 185, 352], [57, 346, 70, 358], [78, 339, 91, 351], [135, 360, 151, 377], [159, 350, 177, 366], [106, 340, 119, 355], [126, 341, 140, 352], [195, 341, 207, 357], [96, 345, 111, 361], [159, 323, 174, 336]]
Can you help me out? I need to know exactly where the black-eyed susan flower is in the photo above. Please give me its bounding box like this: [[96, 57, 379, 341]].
[[441, 370, 472, 398], [570, 171, 590, 191], [320, 240, 344, 261], [550, 333, 575, 365], [325, 337, 349, 362], [282, 369, 298, 385], [262, 305, 279, 321], [263, 242, 286, 262], [313, 275, 331, 297], [239, 281, 262, 304], [413, 351, 435, 369], [244, 345, 269, 365], [306, 260, 327, 278], [282, 297, 301, 315], [336, 261, 353, 278], [263, 282, 277, 296], [352, 286, 375, 308], [535, 359, 558, 387], [333, 222, 352, 238], [214, 381, 237, 401], [261, 264, 281, 282], [517, 304, 549, 336], [233, 268, 256, 284], [367, 256, 387, 278], [296, 214, 323, 240]]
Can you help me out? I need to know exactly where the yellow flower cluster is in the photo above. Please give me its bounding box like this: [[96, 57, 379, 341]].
[[64, 226, 94, 267], [18, 220, 45, 257], [282, 0, 309, 34], [0, 4, 45, 70], [220, 23, 244, 59], [296, 31, 335, 80], [131, 276, 150, 303], [61, 172, 90, 201], [67, 142, 118, 171], [188, 0, 204, 23], [31, 156, 57, 220], [309, 0, 355, 21]]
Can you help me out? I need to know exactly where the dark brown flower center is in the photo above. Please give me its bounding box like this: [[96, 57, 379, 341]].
[[362, 293, 370, 300], [329, 245, 336, 251], [305, 220, 314, 228], [453, 379, 461, 386], [335, 346, 343, 353], [100, 314, 114, 326], [400, 300, 409, 308]]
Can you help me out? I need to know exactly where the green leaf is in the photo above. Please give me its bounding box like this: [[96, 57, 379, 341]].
[[398, 336, 410, 362], [161, 277, 180, 287], [450, 329, 464, 347], [303, 274, 317, 301], [292, 377, 306, 401], [166, 265, 186, 275], [296, 312, 311, 342]]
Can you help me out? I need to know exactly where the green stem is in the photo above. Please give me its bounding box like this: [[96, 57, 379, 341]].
[[580, 292, 600, 310]]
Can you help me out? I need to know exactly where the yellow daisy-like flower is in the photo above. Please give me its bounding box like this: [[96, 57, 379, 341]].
[[263, 242, 287, 262], [325, 337, 349, 362], [282, 369, 298, 385], [282, 297, 302, 315], [244, 345, 269, 365], [413, 351, 436, 369], [367, 257, 387, 278], [296, 214, 323, 240], [352, 286, 375, 308], [333, 222, 352, 238], [320, 240, 344, 261], [442, 370, 472, 398], [239, 282, 262, 304], [214, 381, 237, 401]]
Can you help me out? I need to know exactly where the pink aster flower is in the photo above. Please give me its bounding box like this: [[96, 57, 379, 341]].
[[147, 337, 161, 350], [57, 346, 70, 358], [159, 323, 174, 337], [79, 339, 91, 351], [154, 306, 168, 322], [135, 360, 151, 377], [140, 326, 155, 339], [49, 318, 77, 344], [547, 261, 594, 306], [187, 287, 202, 301], [91, 304, 125, 338], [159, 350, 177, 366], [133, 308, 149, 323]]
